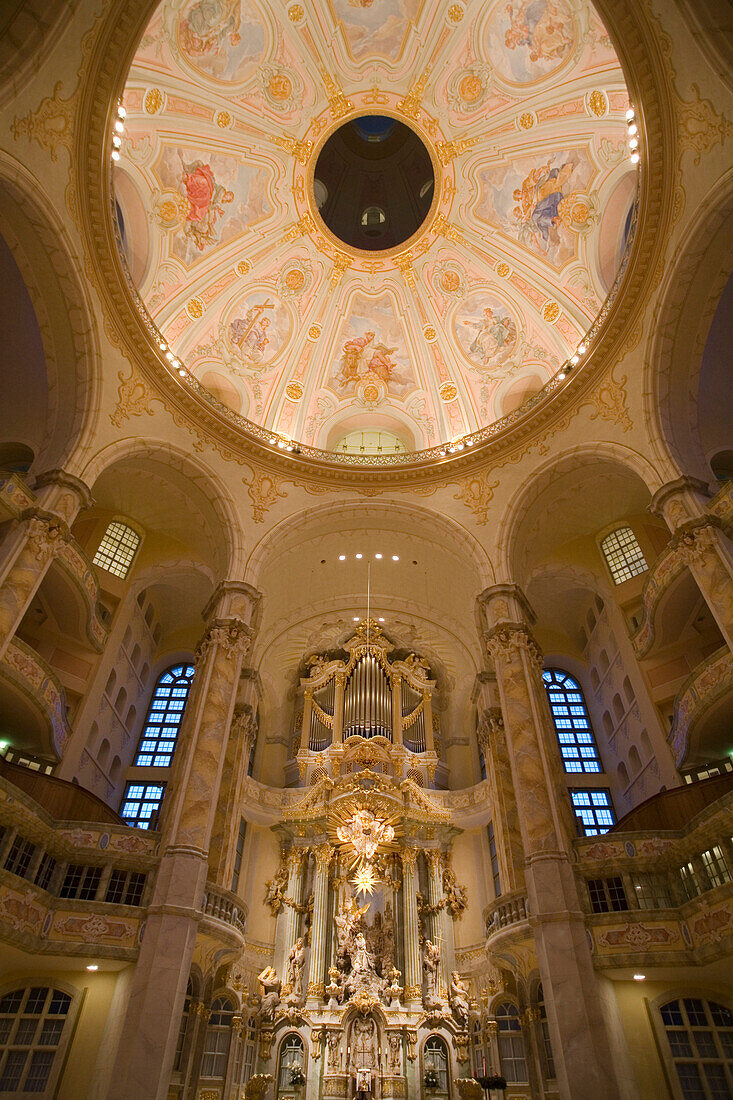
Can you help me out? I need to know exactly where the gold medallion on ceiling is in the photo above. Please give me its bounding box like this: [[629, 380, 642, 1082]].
[[440, 381, 458, 402], [285, 381, 304, 401]]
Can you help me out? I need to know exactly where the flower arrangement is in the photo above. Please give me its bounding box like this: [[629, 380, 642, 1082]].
[[424, 1068, 440, 1088], [475, 1074, 507, 1090], [289, 1065, 306, 1087]]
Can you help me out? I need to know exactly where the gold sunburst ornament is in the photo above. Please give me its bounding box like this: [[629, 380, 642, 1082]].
[[352, 863, 378, 895]]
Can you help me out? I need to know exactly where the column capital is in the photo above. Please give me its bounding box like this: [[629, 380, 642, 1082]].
[[314, 843, 333, 870], [401, 847, 418, 870], [195, 618, 253, 662], [23, 511, 70, 563], [650, 475, 711, 529], [484, 622, 543, 671], [203, 580, 262, 627]]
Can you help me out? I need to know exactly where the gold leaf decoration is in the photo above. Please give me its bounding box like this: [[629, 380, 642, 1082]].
[[243, 470, 289, 523], [454, 475, 500, 524]]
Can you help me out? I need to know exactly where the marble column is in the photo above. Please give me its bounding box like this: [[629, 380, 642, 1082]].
[[651, 476, 733, 649], [105, 581, 261, 1100], [477, 705, 525, 895], [478, 583, 627, 1100], [307, 843, 332, 1001], [400, 848, 422, 1003], [277, 848, 305, 978], [426, 850, 450, 998], [0, 470, 92, 660]]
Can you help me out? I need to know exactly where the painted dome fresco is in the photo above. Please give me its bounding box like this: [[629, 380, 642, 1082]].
[[115, 0, 637, 458]]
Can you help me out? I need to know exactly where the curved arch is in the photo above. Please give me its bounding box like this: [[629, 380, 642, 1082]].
[[649, 167, 733, 480], [496, 443, 663, 585], [81, 438, 245, 578], [0, 151, 100, 472], [246, 497, 495, 589]]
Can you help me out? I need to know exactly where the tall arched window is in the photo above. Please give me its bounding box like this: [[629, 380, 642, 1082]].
[[660, 997, 733, 1098], [92, 520, 141, 579], [134, 664, 195, 767], [424, 1035, 450, 1093], [277, 1033, 305, 1093], [201, 996, 234, 1079], [0, 986, 73, 1093], [496, 1002, 528, 1083], [600, 527, 648, 585], [543, 669, 602, 773]]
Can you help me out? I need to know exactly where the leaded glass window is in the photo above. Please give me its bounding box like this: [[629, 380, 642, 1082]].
[[134, 664, 195, 768], [92, 521, 140, 579], [543, 669, 602, 773], [120, 783, 165, 829], [660, 998, 733, 1098], [570, 789, 616, 835], [496, 1003, 528, 1083], [0, 986, 72, 1094], [600, 527, 648, 585], [201, 996, 234, 1079]]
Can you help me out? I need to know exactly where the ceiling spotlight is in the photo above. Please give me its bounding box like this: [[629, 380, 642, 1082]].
[[353, 616, 360, 622], [627, 122, 638, 136], [557, 369, 566, 380], [456, 442, 464, 450], [114, 119, 124, 133], [356, 553, 363, 559], [577, 342, 587, 354], [178, 368, 187, 377], [378, 617, 385, 622], [285, 443, 294, 451], [375, 553, 382, 559], [633, 974, 645, 981], [269, 437, 277, 445], [570, 354, 580, 366], [117, 105, 127, 119], [439, 448, 448, 457], [631, 152, 640, 164], [165, 350, 174, 361], [277, 440, 286, 448], [625, 107, 635, 121], [338, 554, 346, 561], [112, 135, 122, 148], [111, 150, 120, 161], [629, 137, 638, 149], [86, 964, 99, 972], [392, 555, 399, 561]]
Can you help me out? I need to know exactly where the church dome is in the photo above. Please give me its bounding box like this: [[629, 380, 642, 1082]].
[[113, 0, 638, 463]]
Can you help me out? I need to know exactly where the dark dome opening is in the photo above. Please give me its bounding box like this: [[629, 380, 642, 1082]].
[[314, 116, 434, 251]]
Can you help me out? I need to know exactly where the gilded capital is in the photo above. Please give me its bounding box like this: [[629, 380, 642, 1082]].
[[401, 847, 418, 870], [314, 843, 333, 870], [485, 622, 543, 671], [196, 618, 252, 662]]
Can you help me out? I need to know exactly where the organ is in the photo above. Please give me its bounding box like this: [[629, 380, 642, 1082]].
[[296, 620, 439, 785]]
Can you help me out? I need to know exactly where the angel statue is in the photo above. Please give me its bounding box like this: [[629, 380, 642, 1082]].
[[257, 966, 281, 1021], [449, 970, 470, 1027]]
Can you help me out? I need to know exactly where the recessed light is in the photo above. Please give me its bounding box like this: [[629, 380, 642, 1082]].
[[633, 974, 645, 981], [627, 122, 638, 135], [111, 150, 120, 161], [625, 107, 635, 120], [353, 616, 360, 622], [378, 617, 385, 622], [375, 553, 382, 559], [117, 105, 127, 119], [356, 553, 362, 559], [338, 554, 346, 561], [86, 964, 99, 972], [392, 555, 399, 561], [557, 370, 566, 380], [631, 152, 640, 164], [114, 119, 124, 133]]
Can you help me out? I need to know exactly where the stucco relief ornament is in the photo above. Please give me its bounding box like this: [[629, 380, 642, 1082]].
[[196, 619, 251, 661], [673, 520, 719, 567], [26, 514, 68, 562]]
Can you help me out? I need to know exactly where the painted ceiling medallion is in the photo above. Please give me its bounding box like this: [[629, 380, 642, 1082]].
[[115, 0, 635, 459]]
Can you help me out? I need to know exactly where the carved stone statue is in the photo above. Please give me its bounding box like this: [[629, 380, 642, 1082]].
[[286, 937, 306, 1003], [327, 1029, 341, 1071], [449, 971, 470, 1027], [264, 863, 288, 915], [326, 966, 342, 1008], [442, 862, 468, 919], [384, 965, 402, 1005], [257, 966, 281, 1021], [423, 938, 442, 1007], [387, 1031, 402, 1074]]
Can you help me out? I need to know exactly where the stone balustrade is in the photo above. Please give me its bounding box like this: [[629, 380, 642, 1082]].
[[484, 889, 529, 938], [202, 883, 248, 938]]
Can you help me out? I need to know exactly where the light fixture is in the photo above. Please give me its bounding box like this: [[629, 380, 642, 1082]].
[[111, 150, 120, 161], [466, 438, 475, 446], [338, 554, 346, 561], [378, 617, 385, 622], [269, 437, 277, 445], [375, 553, 382, 559], [629, 137, 638, 149], [392, 555, 399, 561], [112, 135, 122, 148], [117, 105, 127, 119], [353, 616, 360, 622], [577, 342, 587, 354], [277, 440, 286, 448], [557, 369, 566, 380], [178, 368, 187, 377], [570, 354, 580, 366], [456, 442, 464, 450], [633, 974, 645, 981], [627, 122, 637, 136], [86, 964, 99, 972], [165, 350, 174, 361], [625, 107, 635, 121], [631, 152, 640, 164], [114, 119, 125, 133], [356, 553, 363, 559]]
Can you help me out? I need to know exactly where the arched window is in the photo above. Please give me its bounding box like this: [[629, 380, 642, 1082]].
[[0, 986, 73, 1093], [537, 984, 555, 1080], [600, 527, 648, 585], [173, 978, 193, 1073], [542, 669, 602, 773], [423, 1035, 449, 1093], [496, 1003, 528, 1083], [277, 1033, 305, 1093], [134, 664, 195, 768], [660, 997, 733, 1098], [92, 520, 141, 579], [570, 789, 616, 835], [201, 996, 234, 1079]]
